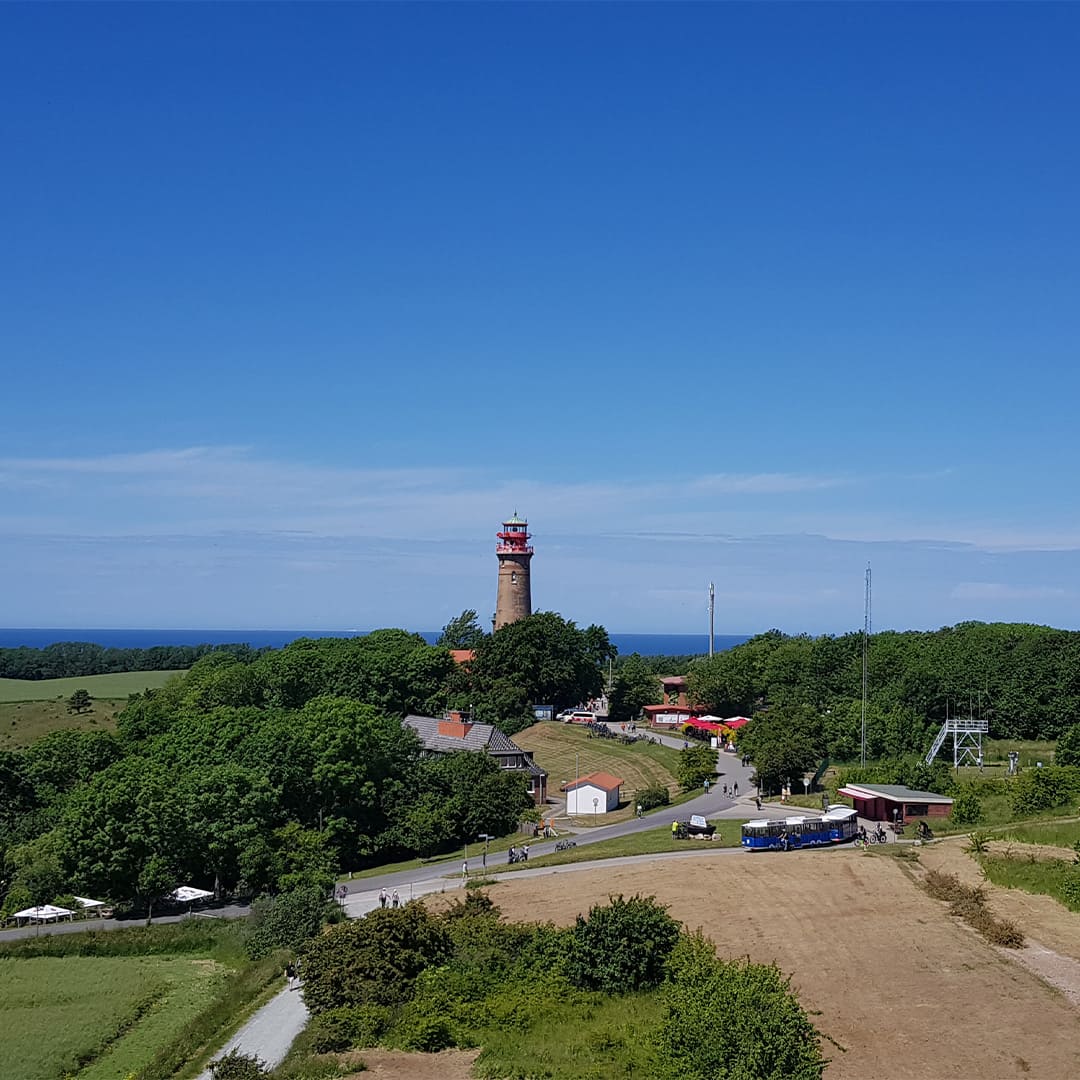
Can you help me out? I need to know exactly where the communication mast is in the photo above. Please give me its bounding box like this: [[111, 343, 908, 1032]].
[[861, 563, 871, 766], [708, 582, 715, 658]]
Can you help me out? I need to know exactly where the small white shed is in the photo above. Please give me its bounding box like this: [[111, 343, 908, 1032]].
[[564, 772, 623, 815]]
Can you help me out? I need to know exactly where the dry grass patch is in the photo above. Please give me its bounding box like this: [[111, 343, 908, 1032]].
[[923, 868, 1024, 948]]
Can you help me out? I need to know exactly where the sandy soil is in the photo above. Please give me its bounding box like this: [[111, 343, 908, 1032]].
[[446, 848, 1080, 1079], [341, 1048, 479, 1079], [920, 838, 1080, 963]]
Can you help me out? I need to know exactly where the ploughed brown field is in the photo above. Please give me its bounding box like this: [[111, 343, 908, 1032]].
[[423, 848, 1080, 1080]]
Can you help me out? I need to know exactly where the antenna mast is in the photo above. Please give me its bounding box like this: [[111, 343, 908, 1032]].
[[708, 582, 715, 658], [861, 563, 872, 765]]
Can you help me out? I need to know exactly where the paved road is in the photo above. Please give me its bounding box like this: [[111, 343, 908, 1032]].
[[341, 739, 761, 897], [0, 737, 768, 943]]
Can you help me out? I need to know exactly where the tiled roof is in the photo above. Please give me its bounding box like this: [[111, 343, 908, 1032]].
[[403, 715, 546, 778], [449, 650, 475, 665], [564, 771, 624, 792], [404, 714, 493, 753]]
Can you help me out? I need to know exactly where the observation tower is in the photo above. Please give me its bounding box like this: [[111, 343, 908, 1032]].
[[494, 514, 534, 630]]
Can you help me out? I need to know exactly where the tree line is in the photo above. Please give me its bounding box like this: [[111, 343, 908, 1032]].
[[688, 621, 1080, 749], [0, 615, 612, 918], [0, 640, 263, 680]]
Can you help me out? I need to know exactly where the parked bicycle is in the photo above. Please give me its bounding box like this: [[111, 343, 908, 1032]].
[[554, 839, 577, 852]]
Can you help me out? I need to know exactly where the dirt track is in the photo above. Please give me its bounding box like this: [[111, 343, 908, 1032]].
[[470, 848, 1080, 1079]]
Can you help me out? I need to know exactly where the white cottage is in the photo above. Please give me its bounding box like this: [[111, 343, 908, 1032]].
[[563, 772, 623, 815]]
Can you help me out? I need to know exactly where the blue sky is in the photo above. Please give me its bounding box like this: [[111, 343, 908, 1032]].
[[2, 3, 1079, 635]]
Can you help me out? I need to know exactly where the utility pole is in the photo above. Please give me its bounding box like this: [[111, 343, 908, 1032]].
[[708, 582, 715, 658], [861, 563, 872, 766]]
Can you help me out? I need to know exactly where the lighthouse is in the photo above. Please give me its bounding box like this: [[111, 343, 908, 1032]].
[[494, 514, 534, 630]]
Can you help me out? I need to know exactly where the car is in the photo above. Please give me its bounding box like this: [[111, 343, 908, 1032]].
[[559, 710, 596, 724]]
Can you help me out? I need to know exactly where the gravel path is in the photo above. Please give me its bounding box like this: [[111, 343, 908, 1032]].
[[195, 984, 309, 1079]]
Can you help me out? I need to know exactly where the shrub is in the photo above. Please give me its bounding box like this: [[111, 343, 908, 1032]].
[[677, 745, 719, 791], [657, 932, 826, 1080], [396, 1014, 456, 1052], [950, 787, 983, 827], [965, 831, 991, 854], [637, 783, 670, 811], [565, 894, 680, 993], [209, 1049, 269, 1079], [1060, 868, 1080, 909], [245, 884, 333, 959], [300, 903, 452, 1013], [305, 1005, 391, 1053], [1055, 724, 1080, 768], [1009, 765, 1080, 816]]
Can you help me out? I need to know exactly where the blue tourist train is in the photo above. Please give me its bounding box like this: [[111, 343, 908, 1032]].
[[741, 806, 858, 851]]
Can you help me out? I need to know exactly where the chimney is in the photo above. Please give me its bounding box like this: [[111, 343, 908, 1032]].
[[438, 712, 473, 739]]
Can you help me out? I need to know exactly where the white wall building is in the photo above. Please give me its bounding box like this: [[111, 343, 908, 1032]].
[[564, 772, 623, 815]]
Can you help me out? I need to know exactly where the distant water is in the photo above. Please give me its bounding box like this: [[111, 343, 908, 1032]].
[[0, 628, 748, 657]]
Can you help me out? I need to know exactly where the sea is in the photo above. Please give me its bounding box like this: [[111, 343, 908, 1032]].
[[0, 628, 749, 658]]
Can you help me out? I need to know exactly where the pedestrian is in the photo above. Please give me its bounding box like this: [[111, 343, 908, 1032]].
[[285, 962, 296, 988], [722, 783, 728, 797], [704, 779, 710, 794], [392, 889, 399, 908], [671, 820, 678, 838], [379, 888, 387, 909], [509, 845, 517, 863], [636, 803, 643, 818], [462, 860, 469, 880], [523, 844, 529, 861], [755, 795, 762, 811], [733, 781, 739, 797]]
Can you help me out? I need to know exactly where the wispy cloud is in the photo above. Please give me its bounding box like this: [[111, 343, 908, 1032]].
[[950, 582, 1073, 601]]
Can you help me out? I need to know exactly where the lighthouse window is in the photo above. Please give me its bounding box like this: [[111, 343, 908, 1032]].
[[511, 571, 517, 585]]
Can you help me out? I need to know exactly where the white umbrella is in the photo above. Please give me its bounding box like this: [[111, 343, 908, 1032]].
[[73, 896, 105, 909], [13, 904, 75, 923], [170, 886, 214, 903]]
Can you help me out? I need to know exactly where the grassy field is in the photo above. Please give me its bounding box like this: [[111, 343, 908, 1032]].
[[514, 723, 683, 824], [487, 819, 746, 874], [1000, 819, 1080, 847], [0, 698, 122, 749], [0, 954, 224, 1080], [0, 669, 183, 703], [0, 671, 182, 748], [980, 854, 1080, 912]]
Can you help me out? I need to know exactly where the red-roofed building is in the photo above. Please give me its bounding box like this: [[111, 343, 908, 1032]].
[[562, 772, 624, 814], [449, 649, 475, 666]]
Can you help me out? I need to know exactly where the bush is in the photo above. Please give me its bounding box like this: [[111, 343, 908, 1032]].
[[1009, 765, 1080, 816], [245, 884, 333, 960], [676, 746, 718, 792], [657, 932, 826, 1080], [209, 1049, 269, 1079], [1055, 724, 1080, 768], [950, 787, 983, 827], [637, 783, 670, 811], [565, 894, 680, 993], [300, 903, 452, 1013], [305, 1005, 391, 1053], [396, 1014, 456, 1052]]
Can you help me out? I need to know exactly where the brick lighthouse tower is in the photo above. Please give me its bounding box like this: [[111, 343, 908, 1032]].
[[494, 514, 533, 630]]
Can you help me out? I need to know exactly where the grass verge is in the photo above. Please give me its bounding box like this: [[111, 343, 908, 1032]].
[[487, 820, 745, 874]]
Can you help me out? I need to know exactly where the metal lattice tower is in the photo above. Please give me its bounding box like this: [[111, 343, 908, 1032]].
[[861, 564, 871, 766], [925, 716, 988, 768]]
